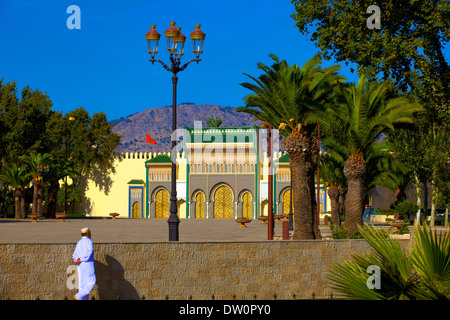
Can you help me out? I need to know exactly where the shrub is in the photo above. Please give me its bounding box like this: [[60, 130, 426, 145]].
[[394, 200, 419, 221], [329, 224, 363, 239], [327, 224, 450, 299]]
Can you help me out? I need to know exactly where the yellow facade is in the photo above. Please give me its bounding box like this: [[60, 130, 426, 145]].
[[80, 149, 330, 219]]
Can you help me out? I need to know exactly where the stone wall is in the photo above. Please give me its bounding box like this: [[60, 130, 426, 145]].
[[0, 240, 404, 300]]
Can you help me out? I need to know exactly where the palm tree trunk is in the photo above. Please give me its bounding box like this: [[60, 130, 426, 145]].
[[286, 130, 320, 239], [338, 186, 345, 218], [32, 179, 39, 214], [20, 192, 26, 219], [343, 153, 366, 232], [37, 184, 44, 216], [310, 163, 322, 239], [14, 189, 21, 219], [328, 186, 341, 226], [290, 156, 315, 239], [47, 182, 60, 218]]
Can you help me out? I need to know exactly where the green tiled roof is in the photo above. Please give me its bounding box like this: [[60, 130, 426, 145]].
[[184, 126, 257, 144], [145, 154, 172, 164], [127, 179, 145, 185], [278, 154, 290, 163]]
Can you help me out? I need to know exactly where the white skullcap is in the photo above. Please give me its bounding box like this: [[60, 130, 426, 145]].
[[81, 227, 90, 233]]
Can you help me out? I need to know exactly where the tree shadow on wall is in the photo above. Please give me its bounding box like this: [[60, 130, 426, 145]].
[[94, 255, 140, 300]]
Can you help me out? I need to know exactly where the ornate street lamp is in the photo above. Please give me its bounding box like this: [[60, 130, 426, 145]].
[[145, 22, 206, 241], [62, 116, 75, 214]]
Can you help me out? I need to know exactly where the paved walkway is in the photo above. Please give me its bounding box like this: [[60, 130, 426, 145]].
[[0, 218, 334, 244]]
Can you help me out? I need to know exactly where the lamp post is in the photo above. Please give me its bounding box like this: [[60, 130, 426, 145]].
[[146, 22, 206, 241], [62, 116, 75, 214]]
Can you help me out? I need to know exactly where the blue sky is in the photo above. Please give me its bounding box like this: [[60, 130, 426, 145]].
[[0, 0, 438, 122]]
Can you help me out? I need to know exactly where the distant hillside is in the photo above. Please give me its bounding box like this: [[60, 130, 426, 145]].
[[111, 104, 259, 153]]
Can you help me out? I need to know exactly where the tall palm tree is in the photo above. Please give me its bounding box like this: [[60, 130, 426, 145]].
[[206, 117, 225, 128], [319, 154, 346, 226], [237, 53, 344, 239], [21, 153, 50, 215], [315, 75, 422, 232], [373, 157, 414, 205], [0, 164, 31, 219]]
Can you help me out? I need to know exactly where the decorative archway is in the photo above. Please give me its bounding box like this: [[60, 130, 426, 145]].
[[282, 189, 293, 215], [132, 202, 141, 218], [213, 185, 234, 219], [154, 188, 170, 218], [260, 199, 268, 217], [195, 192, 206, 219], [241, 191, 252, 219]]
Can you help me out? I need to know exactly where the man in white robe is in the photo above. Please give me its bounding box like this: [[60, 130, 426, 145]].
[[72, 227, 96, 300]]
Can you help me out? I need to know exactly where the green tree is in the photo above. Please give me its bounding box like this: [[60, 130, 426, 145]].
[[319, 154, 346, 226], [386, 119, 449, 224], [0, 80, 53, 163], [0, 164, 31, 219], [66, 108, 120, 186], [327, 224, 450, 300], [206, 117, 225, 127], [21, 153, 51, 215], [314, 76, 422, 232], [0, 80, 121, 217], [436, 164, 450, 227], [373, 157, 414, 206], [290, 0, 450, 104], [238, 54, 344, 239], [40, 107, 120, 213], [45, 159, 77, 218], [291, 1, 450, 226]]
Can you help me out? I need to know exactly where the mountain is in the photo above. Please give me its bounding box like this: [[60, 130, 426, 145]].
[[111, 104, 259, 154]]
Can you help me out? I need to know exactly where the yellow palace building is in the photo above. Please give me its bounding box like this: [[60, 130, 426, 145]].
[[81, 126, 330, 219]]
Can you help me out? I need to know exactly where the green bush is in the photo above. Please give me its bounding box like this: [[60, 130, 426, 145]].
[[329, 224, 363, 239], [327, 224, 450, 299], [397, 221, 410, 234], [394, 200, 419, 221]]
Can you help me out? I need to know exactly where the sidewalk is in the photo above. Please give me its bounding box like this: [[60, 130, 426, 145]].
[[0, 218, 332, 244]]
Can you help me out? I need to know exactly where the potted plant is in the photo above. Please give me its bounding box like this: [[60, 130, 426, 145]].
[[28, 213, 39, 223], [258, 216, 268, 224], [274, 213, 283, 221], [55, 212, 68, 222], [235, 217, 252, 228], [386, 218, 404, 233], [109, 212, 120, 219]]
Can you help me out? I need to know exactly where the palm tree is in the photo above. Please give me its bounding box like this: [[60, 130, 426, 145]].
[[315, 76, 422, 232], [327, 224, 450, 299], [373, 157, 414, 205], [21, 153, 50, 215], [319, 154, 346, 226], [206, 117, 225, 127], [0, 164, 31, 219], [237, 53, 344, 239]]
